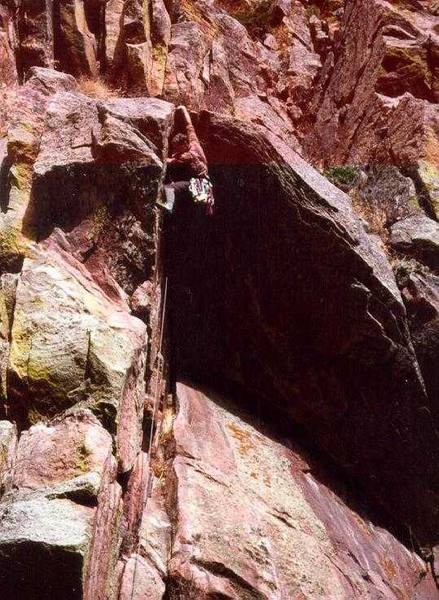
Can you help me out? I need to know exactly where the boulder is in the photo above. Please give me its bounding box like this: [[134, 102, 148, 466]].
[[360, 165, 421, 225], [119, 554, 166, 600], [12, 410, 112, 498], [167, 382, 437, 598], [0, 495, 94, 600], [390, 215, 439, 270]]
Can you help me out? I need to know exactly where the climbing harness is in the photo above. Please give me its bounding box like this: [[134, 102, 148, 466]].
[[130, 276, 168, 600], [188, 176, 214, 205]]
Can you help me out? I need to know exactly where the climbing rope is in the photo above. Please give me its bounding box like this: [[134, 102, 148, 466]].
[[130, 276, 168, 599]]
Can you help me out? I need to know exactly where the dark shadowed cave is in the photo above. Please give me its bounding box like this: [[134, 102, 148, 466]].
[[166, 112, 439, 549]]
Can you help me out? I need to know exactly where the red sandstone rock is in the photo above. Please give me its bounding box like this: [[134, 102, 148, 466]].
[[57, 0, 99, 78], [0, 2, 439, 598], [305, 0, 439, 167], [12, 410, 112, 493], [171, 110, 439, 546], [167, 382, 437, 599], [15, 0, 54, 77], [84, 454, 123, 600], [0, 5, 18, 88]]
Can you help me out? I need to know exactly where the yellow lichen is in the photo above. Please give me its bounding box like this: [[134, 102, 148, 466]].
[[27, 406, 48, 425], [76, 442, 91, 473], [227, 422, 256, 455]]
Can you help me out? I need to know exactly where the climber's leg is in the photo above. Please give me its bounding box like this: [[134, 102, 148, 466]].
[[160, 181, 191, 212]]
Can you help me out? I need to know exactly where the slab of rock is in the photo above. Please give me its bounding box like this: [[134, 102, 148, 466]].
[[0, 68, 76, 271], [390, 215, 439, 269], [12, 410, 112, 497], [167, 382, 436, 599], [15, 0, 54, 77], [119, 554, 166, 600], [0, 5, 18, 88], [84, 454, 123, 600], [31, 92, 173, 293], [416, 159, 439, 220], [396, 264, 439, 418], [119, 483, 170, 600], [0, 494, 94, 600], [0, 272, 17, 405], [110, 0, 171, 94], [94, 97, 174, 164], [105, 0, 124, 67], [56, 0, 99, 78], [7, 247, 147, 472]]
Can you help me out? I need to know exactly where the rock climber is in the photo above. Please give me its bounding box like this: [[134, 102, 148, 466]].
[[160, 105, 214, 215]]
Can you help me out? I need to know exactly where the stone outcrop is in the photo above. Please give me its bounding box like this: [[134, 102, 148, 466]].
[[0, 66, 173, 598], [0, 1, 439, 599], [166, 382, 437, 599], [305, 0, 439, 165], [390, 214, 439, 269], [0, 410, 111, 599]]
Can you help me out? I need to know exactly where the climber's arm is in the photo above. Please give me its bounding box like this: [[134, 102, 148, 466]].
[[177, 105, 200, 146], [167, 151, 192, 164]]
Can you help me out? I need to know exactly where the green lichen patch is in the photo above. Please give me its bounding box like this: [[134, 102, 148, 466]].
[[324, 165, 360, 190]]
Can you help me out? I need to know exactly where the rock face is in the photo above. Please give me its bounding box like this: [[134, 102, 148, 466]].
[[170, 110, 439, 546], [167, 382, 437, 599], [1, 1, 439, 599], [305, 0, 439, 165], [0, 66, 173, 598]]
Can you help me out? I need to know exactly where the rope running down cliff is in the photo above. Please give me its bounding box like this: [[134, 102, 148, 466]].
[[130, 276, 168, 600]]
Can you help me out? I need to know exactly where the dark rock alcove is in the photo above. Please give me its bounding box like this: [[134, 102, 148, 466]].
[[166, 111, 439, 548]]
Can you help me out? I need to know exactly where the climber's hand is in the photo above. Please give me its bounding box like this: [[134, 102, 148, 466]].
[[177, 105, 191, 123]]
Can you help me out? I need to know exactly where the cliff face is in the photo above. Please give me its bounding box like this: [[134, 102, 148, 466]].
[[0, 1, 439, 599]]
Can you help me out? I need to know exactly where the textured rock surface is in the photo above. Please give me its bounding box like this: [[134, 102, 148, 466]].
[[7, 246, 147, 474], [305, 0, 439, 166], [396, 263, 439, 427], [390, 215, 439, 269], [167, 382, 437, 599], [1, 1, 439, 598], [0, 65, 172, 599], [12, 411, 112, 495], [0, 420, 17, 495], [0, 495, 94, 599]]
